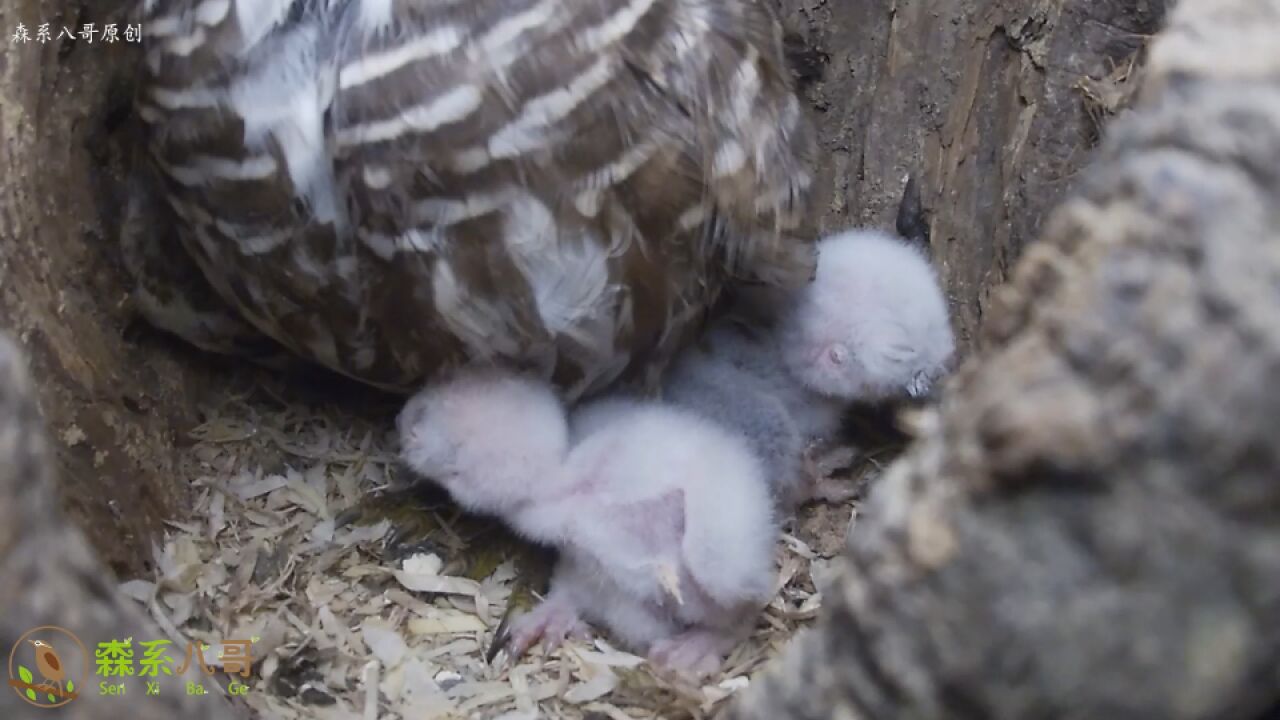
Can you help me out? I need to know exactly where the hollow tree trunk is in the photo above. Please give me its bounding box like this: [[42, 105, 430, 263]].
[[0, 0, 1165, 587], [778, 0, 1169, 352], [0, 334, 242, 719], [729, 1, 1280, 717], [0, 0, 206, 576]]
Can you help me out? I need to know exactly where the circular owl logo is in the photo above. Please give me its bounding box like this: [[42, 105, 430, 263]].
[[8, 626, 89, 709]]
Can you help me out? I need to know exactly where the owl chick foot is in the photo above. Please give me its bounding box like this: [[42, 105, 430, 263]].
[[503, 594, 589, 660], [648, 629, 737, 678], [800, 445, 859, 504]]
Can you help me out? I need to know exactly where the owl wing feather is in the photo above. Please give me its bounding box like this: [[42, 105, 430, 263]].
[[133, 0, 814, 397]]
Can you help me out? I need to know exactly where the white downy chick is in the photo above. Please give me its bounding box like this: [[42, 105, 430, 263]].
[[777, 228, 955, 408], [663, 228, 955, 510], [509, 400, 778, 677], [566, 395, 637, 444], [398, 371, 777, 676], [396, 367, 572, 529]]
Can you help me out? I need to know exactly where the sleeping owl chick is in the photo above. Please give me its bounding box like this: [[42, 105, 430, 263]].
[[777, 228, 955, 409], [664, 228, 955, 510], [397, 367, 572, 522], [398, 371, 777, 677], [509, 400, 777, 677]]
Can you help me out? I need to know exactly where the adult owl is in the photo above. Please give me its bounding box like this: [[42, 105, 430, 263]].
[[126, 0, 815, 399]]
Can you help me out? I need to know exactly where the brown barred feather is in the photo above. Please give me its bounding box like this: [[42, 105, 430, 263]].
[[128, 0, 816, 400]]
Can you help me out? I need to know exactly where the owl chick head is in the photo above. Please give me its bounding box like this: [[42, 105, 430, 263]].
[[779, 229, 955, 402], [398, 367, 570, 517]]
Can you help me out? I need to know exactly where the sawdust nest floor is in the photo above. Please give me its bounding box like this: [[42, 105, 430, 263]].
[[120, 376, 877, 720]]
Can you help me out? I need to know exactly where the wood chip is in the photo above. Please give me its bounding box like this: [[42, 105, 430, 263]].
[[563, 668, 619, 704], [361, 620, 408, 667], [407, 612, 487, 636], [237, 474, 289, 500], [582, 702, 638, 720], [402, 553, 443, 575], [209, 489, 227, 539], [122, 378, 860, 720], [395, 571, 481, 597], [361, 660, 380, 720]]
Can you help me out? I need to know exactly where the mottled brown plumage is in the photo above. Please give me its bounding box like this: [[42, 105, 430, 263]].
[[127, 0, 815, 399]]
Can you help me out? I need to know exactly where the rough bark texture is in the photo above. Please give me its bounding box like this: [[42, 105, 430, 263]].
[[0, 0, 210, 576], [0, 334, 243, 720], [728, 1, 1280, 718], [777, 0, 1168, 352]]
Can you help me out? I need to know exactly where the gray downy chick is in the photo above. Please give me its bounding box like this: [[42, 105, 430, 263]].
[[398, 371, 777, 677], [663, 228, 956, 512]]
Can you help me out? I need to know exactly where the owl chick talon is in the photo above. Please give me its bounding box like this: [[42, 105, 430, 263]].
[[503, 595, 588, 661], [487, 612, 514, 665], [648, 629, 736, 678]]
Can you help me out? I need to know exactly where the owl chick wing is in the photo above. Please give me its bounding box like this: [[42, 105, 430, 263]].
[[569, 486, 690, 606], [566, 402, 777, 612]]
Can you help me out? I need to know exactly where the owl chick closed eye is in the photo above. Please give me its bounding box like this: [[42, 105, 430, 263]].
[[397, 370, 777, 678], [663, 228, 955, 511], [777, 229, 955, 404]]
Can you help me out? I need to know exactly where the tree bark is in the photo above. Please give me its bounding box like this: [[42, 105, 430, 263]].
[[0, 333, 243, 720], [729, 1, 1280, 717], [777, 0, 1168, 353], [0, 0, 207, 576]]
